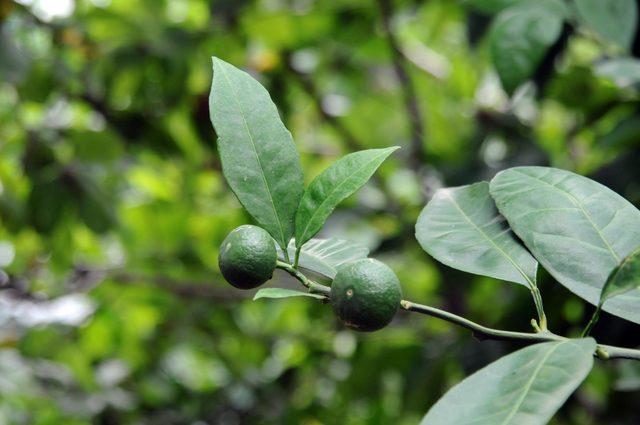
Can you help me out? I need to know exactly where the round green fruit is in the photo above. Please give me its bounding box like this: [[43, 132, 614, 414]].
[[331, 258, 402, 332], [218, 225, 277, 290]]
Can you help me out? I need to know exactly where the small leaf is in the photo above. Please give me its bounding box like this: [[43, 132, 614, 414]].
[[422, 338, 596, 425], [416, 182, 538, 288], [596, 58, 640, 88], [253, 288, 325, 301], [489, 0, 567, 94], [294, 147, 399, 248], [209, 57, 303, 250], [600, 246, 640, 305], [278, 238, 369, 279], [490, 166, 640, 324], [575, 0, 638, 50]]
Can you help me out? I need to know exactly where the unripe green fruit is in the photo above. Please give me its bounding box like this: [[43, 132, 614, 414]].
[[218, 225, 277, 289], [331, 258, 402, 332]]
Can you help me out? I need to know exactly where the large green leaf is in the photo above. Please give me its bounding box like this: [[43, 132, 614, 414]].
[[209, 57, 303, 250], [422, 338, 596, 425], [575, 0, 638, 50], [489, 0, 567, 94], [490, 167, 640, 324], [415, 182, 537, 288], [600, 246, 640, 306], [278, 238, 369, 279], [295, 147, 399, 248]]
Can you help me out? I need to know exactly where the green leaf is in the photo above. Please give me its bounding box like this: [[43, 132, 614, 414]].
[[294, 147, 399, 248], [600, 246, 640, 306], [278, 238, 369, 279], [575, 0, 638, 50], [416, 182, 537, 288], [596, 58, 640, 88], [253, 288, 325, 301], [422, 338, 596, 425], [28, 178, 69, 234], [209, 57, 303, 250], [489, 0, 567, 94], [463, 0, 523, 14], [77, 174, 116, 234], [490, 167, 640, 324]]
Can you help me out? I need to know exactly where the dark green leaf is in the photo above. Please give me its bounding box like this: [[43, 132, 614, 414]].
[[575, 0, 638, 50], [416, 182, 537, 288], [600, 246, 640, 305], [77, 176, 116, 234], [490, 167, 640, 324], [278, 238, 369, 279], [422, 338, 596, 425], [463, 0, 523, 14], [209, 57, 303, 250], [295, 147, 399, 248], [253, 288, 325, 300], [489, 0, 567, 94], [28, 178, 69, 234]]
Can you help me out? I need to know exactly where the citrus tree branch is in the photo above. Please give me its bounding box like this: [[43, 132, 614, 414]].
[[275, 261, 640, 361]]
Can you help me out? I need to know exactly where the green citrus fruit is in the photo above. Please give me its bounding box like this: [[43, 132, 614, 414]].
[[218, 225, 277, 289], [331, 258, 402, 332]]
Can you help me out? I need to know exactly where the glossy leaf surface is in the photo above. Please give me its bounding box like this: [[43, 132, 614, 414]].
[[416, 182, 537, 288], [422, 338, 596, 425], [295, 147, 399, 248], [490, 166, 640, 324], [209, 57, 303, 250], [278, 238, 369, 279]]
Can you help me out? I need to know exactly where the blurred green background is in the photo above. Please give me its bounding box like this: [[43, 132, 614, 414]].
[[0, 0, 639, 423]]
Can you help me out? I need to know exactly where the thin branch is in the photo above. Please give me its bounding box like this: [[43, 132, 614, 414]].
[[377, 0, 427, 173], [276, 263, 640, 361]]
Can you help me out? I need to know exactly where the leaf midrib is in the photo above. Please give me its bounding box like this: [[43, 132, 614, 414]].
[[512, 169, 620, 262], [443, 190, 536, 288], [217, 62, 287, 247], [500, 341, 565, 425], [297, 149, 391, 245]]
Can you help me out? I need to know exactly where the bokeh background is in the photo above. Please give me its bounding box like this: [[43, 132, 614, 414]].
[[0, 0, 639, 423]]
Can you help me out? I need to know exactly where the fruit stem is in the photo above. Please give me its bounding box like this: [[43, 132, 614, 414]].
[[275, 260, 331, 296]]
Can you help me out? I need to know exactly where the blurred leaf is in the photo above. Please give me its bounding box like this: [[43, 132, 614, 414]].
[[253, 288, 325, 300], [416, 182, 537, 288], [600, 246, 640, 306], [27, 178, 69, 234], [596, 58, 640, 88], [295, 147, 399, 249], [209, 57, 303, 251], [77, 176, 116, 234], [422, 338, 596, 425], [575, 0, 638, 50], [278, 238, 369, 279], [490, 166, 640, 324], [463, 0, 523, 14], [489, 0, 567, 94], [598, 114, 640, 150]]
